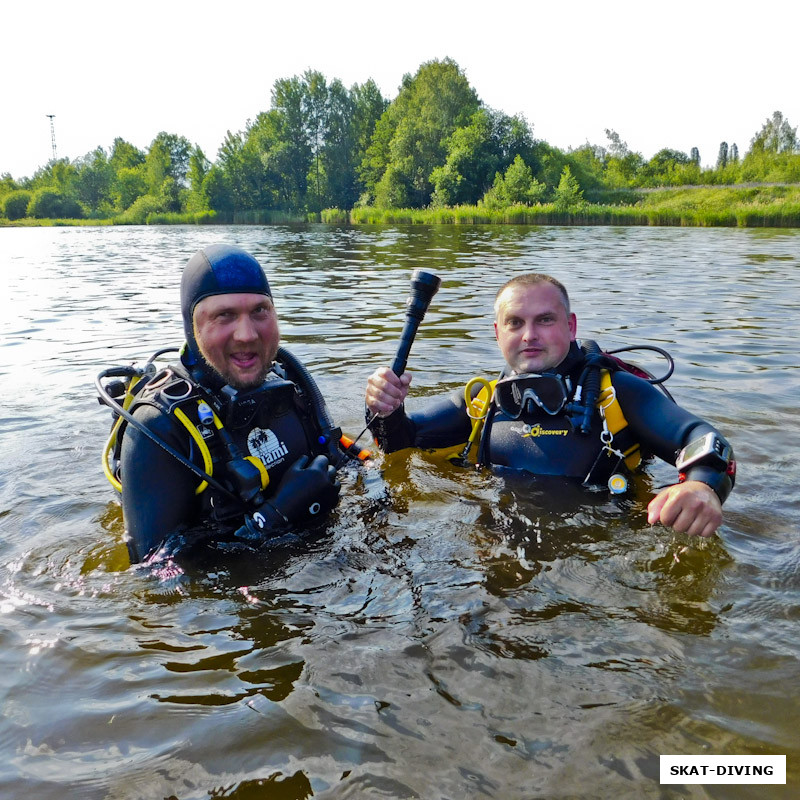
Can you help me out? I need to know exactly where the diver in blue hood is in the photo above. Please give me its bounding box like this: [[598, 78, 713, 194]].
[[112, 244, 342, 563]]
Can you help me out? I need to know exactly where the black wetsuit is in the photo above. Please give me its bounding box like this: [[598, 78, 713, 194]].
[[119, 362, 332, 562], [368, 342, 734, 496]]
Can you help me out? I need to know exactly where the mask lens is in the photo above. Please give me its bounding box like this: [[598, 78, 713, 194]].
[[495, 374, 568, 418]]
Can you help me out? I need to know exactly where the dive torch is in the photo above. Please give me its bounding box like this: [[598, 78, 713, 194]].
[[390, 269, 442, 377], [351, 269, 442, 448]]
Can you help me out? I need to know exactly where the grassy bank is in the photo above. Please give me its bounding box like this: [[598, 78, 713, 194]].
[[3, 186, 800, 228], [0, 208, 310, 228], [344, 185, 800, 227]]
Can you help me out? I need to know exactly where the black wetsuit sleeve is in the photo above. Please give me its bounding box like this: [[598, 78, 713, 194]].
[[119, 404, 204, 562], [613, 371, 735, 502], [367, 391, 473, 454]]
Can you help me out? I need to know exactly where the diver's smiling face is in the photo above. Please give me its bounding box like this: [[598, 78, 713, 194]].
[[494, 283, 577, 373], [193, 293, 280, 389]]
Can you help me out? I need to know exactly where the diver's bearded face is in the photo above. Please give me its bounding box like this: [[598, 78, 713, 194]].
[[193, 293, 280, 389]]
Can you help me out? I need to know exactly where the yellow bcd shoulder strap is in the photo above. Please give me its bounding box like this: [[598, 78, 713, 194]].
[[597, 370, 641, 471]]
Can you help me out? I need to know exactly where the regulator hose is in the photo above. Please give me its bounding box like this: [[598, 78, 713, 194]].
[[573, 339, 603, 434]]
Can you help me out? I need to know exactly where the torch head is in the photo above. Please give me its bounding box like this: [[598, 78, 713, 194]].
[[405, 270, 442, 320]]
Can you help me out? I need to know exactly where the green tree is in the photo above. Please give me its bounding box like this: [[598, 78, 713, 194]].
[[430, 109, 494, 206], [109, 137, 145, 171], [741, 112, 800, 182], [553, 165, 584, 211], [186, 146, 211, 212], [202, 165, 235, 213], [320, 78, 357, 210], [504, 155, 545, 204], [358, 101, 395, 204], [0, 173, 18, 197], [269, 76, 313, 209], [27, 188, 83, 219], [145, 132, 192, 211], [535, 143, 571, 192], [480, 155, 544, 209], [600, 130, 643, 188], [28, 158, 78, 195], [749, 111, 797, 154], [3, 190, 32, 220], [74, 146, 114, 215], [564, 145, 606, 195], [637, 148, 691, 186], [351, 79, 388, 159], [431, 109, 536, 207], [362, 58, 480, 207], [113, 166, 147, 211], [109, 138, 146, 211], [716, 142, 728, 170], [301, 69, 331, 212], [374, 164, 409, 208], [216, 127, 271, 210]]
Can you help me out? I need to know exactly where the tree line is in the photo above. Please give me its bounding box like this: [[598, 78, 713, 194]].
[[2, 58, 799, 222]]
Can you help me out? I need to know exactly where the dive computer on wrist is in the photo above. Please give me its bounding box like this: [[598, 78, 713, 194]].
[[675, 432, 731, 473]]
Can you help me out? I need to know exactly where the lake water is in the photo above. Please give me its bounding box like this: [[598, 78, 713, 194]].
[[1, 223, 798, 799]]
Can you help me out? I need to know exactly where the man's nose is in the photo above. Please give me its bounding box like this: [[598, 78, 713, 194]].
[[521, 322, 538, 341], [232, 315, 258, 341]]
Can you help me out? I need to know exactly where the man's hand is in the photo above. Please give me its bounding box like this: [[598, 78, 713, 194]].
[[243, 455, 341, 538], [647, 480, 723, 537], [365, 367, 412, 418]]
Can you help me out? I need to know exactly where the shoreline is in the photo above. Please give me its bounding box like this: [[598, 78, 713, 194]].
[[3, 185, 800, 229]]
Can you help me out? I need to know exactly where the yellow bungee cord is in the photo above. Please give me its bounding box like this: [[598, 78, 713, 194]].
[[454, 376, 495, 465]]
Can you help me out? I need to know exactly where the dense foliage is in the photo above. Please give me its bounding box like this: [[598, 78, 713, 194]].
[[1, 61, 798, 224]]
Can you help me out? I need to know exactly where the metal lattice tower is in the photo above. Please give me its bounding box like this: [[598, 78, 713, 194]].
[[46, 114, 57, 160]]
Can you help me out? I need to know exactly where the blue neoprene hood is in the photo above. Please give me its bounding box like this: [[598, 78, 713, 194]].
[[180, 244, 271, 366]]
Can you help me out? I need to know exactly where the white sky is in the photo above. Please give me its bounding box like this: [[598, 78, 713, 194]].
[[3, 0, 797, 180]]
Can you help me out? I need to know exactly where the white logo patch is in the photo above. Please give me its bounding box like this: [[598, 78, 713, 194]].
[[247, 427, 289, 467]]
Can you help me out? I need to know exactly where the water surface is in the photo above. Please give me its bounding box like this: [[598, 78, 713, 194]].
[[1, 224, 798, 798]]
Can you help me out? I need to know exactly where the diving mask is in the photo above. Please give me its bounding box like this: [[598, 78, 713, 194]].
[[494, 373, 572, 418]]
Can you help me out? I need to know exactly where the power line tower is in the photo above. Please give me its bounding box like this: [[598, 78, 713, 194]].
[[46, 114, 57, 160]]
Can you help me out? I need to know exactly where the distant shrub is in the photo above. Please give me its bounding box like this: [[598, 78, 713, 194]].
[[3, 190, 32, 220], [116, 194, 163, 224], [27, 189, 83, 219]]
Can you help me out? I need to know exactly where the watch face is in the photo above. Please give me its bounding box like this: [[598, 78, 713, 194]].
[[678, 432, 730, 470], [681, 435, 710, 463]]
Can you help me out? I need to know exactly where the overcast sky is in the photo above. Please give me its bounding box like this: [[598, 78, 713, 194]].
[[3, 0, 797, 180]]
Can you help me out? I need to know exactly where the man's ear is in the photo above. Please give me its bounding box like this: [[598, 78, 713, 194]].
[[493, 320, 499, 341], [568, 313, 577, 339]]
